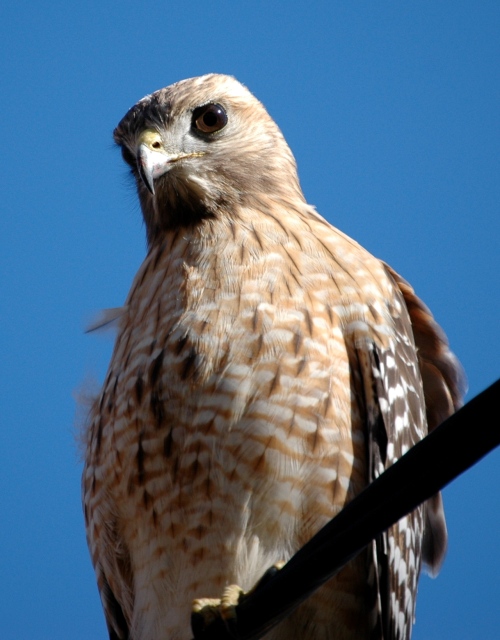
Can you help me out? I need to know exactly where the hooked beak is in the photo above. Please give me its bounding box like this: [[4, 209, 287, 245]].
[[137, 143, 179, 195], [135, 129, 204, 195]]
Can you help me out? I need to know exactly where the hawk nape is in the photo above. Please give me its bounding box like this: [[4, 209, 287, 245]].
[[83, 74, 465, 640]]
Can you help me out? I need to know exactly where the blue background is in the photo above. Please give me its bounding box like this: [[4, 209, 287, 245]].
[[1, 2, 499, 638]]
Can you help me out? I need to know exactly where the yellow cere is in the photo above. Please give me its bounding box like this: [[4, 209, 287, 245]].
[[137, 129, 163, 150]]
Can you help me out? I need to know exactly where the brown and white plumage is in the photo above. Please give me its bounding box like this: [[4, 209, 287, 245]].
[[82, 74, 465, 640]]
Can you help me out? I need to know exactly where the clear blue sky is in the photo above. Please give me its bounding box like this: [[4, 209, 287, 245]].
[[1, 2, 499, 638]]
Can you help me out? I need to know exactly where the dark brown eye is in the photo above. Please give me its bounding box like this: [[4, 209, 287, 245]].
[[192, 103, 227, 134]]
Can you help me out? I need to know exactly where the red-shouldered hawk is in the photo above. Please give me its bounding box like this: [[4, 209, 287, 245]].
[[83, 74, 465, 640]]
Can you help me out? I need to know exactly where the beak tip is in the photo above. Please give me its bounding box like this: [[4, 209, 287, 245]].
[[137, 160, 155, 195]]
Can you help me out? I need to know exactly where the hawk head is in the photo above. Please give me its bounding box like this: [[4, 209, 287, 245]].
[[114, 74, 303, 244]]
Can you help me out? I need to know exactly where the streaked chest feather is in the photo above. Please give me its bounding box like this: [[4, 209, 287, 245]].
[[91, 225, 383, 546]]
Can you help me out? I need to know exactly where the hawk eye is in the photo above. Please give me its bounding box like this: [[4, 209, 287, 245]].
[[193, 103, 228, 134]]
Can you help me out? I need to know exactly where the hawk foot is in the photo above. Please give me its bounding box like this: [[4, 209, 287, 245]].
[[191, 562, 285, 637], [192, 584, 244, 637]]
